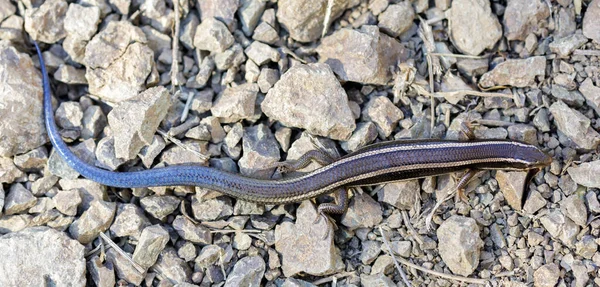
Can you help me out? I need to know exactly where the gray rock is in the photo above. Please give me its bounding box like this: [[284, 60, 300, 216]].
[[457, 59, 489, 78], [257, 68, 279, 93], [198, 0, 239, 30], [437, 215, 483, 276], [0, 42, 47, 157], [583, 0, 600, 43], [190, 89, 214, 114], [503, 0, 550, 41], [172, 215, 212, 244], [0, 157, 24, 184], [0, 214, 32, 234], [360, 273, 395, 287], [533, 263, 560, 287], [13, 146, 47, 172], [245, 41, 280, 65], [82, 20, 145, 70], [81, 105, 107, 140], [239, 124, 279, 178], [48, 139, 96, 180], [340, 190, 382, 230], [3, 183, 37, 215], [360, 240, 382, 264], [276, 0, 359, 42], [54, 64, 87, 84], [110, 203, 150, 238], [138, 134, 166, 168], [549, 100, 600, 150], [261, 63, 355, 140], [190, 55, 215, 88], [177, 241, 197, 262], [274, 127, 292, 152], [28, 197, 54, 214], [211, 83, 259, 123], [179, 13, 199, 50], [586, 191, 600, 213], [62, 35, 87, 64], [371, 255, 394, 275], [245, 58, 260, 82], [232, 232, 252, 250], [23, 0, 67, 43], [195, 244, 225, 268], [63, 3, 100, 40], [579, 78, 600, 116], [539, 209, 579, 246], [69, 200, 116, 244], [275, 201, 343, 277], [0, 0, 16, 22], [238, 0, 266, 36], [479, 56, 546, 88], [252, 21, 279, 44], [224, 255, 265, 287], [194, 18, 235, 53], [141, 25, 171, 56], [391, 241, 412, 257], [362, 96, 404, 138], [561, 193, 587, 227], [533, 108, 551, 132], [571, 260, 589, 287], [233, 200, 264, 215], [53, 188, 82, 216], [317, 26, 408, 85], [108, 0, 131, 15], [550, 85, 585, 107], [191, 194, 233, 221], [215, 43, 245, 71], [0, 227, 85, 286], [139, 0, 174, 33], [107, 86, 171, 160], [567, 160, 600, 188], [447, 0, 502, 55], [378, 2, 414, 37], [159, 140, 208, 165], [0, 14, 23, 42], [95, 136, 125, 170], [88, 255, 116, 287], [153, 247, 193, 284], [105, 247, 145, 285], [496, 170, 528, 211], [133, 224, 170, 270], [574, 235, 597, 259], [140, 195, 180, 221], [549, 33, 588, 58], [377, 180, 419, 210], [58, 178, 108, 212]]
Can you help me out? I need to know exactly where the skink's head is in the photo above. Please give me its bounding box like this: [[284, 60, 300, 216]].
[[513, 142, 553, 170]]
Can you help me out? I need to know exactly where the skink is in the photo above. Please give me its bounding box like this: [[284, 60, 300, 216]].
[[35, 42, 552, 214]]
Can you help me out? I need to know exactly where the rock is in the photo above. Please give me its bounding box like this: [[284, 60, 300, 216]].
[[579, 78, 600, 116], [496, 171, 528, 211], [371, 255, 394, 275], [3, 183, 37, 215], [561, 193, 587, 227], [359, 240, 382, 264], [13, 146, 48, 172], [179, 13, 199, 50], [275, 201, 343, 277], [261, 63, 355, 141], [140, 195, 180, 221], [139, 0, 174, 33], [0, 0, 16, 23], [224, 255, 266, 287], [177, 241, 197, 262], [362, 96, 404, 138], [153, 247, 193, 284], [193, 18, 235, 53], [245, 41, 280, 65], [141, 25, 171, 55], [447, 0, 502, 55], [81, 105, 107, 140], [138, 135, 166, 168], [105, 248, 144, 285], [53, 188, 82, 216], [132, 224, 170, 270], [69, 200, 116, 244], [191, 194, 234, 221], [340, 190, 383, 230], [437, 216, 483, 276], [277, 0, 359, 42], [211, 83, 259, 123], [377, 2, 414, 37], [317, 26, 408, 85], [340, 122, 378, 152], [238, 124, 279, 178], [575, 235, 597, 259], [198, 0, 239, 30], [0, 227, 85, 286], [195, 244, 225, 268], [479, 56, 546, 88], [539, 209, 579, 246], [107, 86, 171, 160], [172, 215, 212, 244], [252, 21, 279, 44], [503, 0, 550, 41], [0, 214, 32, 234], [110, 203, 150, 238], [550, 85, 585, 107], [85, 21, 153, 102], [54, 64, 88, 84], [507, 124, 538, 145], [360, 273, 395, 287], [523, 190, 547, 214], [377, 180, 419, 210], [88, 255, 116, 287], [238, 0, 266, 36], [549, 100, 600, 150], [56, 101, 83, 130], [95, 136, 126, 171], [549, 33, 588, 58], [58, 178, 108, 212], [47, 139, 96, 180], [457, 59, 489, 78], [257, 68, 279, 93], [0, 157, 24, 184], [533, 263, 560, 287], [0, 42, 47, 157], [215, 43, 246, 71], [63, 3, 100, 41], [23, 0, 67, 43], [583, 0, 600, 43]]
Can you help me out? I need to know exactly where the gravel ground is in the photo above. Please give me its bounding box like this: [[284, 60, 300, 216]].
[[0, 0, 600, 286]]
